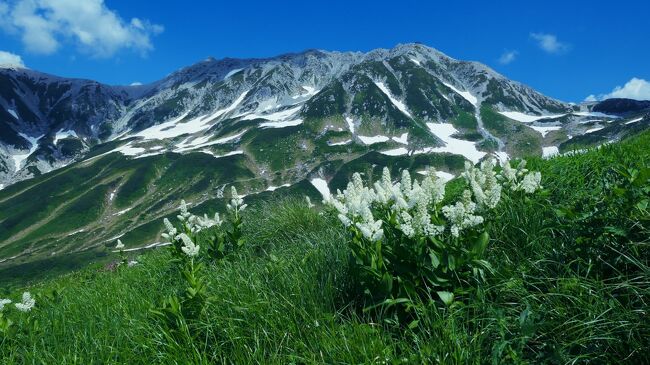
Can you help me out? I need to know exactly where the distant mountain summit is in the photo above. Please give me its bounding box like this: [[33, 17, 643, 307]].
[[1, 43, 649, 271], [0, 43, 647, 188]]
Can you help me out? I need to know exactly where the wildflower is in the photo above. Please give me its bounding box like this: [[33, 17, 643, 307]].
[[216, 185, 225, 199], [356, 219, 384, 241], [305, 196, 315, 208], [338, 213, 352, 227], [227, 187, 247, 212], [15, 292, 35, 312], [161, 218, 178, 241], [442, 190, 484, 237], [462, 159, 502, 209], [517, 171, 542, 193], [195, 212, 223, 230], [177, 200, 192, 222], [420, 169, 446, 205], [115, 239, 125, 250], [127, 260, 139, 267], [179, 233, 200, 257], [0, 299, 11, 311]]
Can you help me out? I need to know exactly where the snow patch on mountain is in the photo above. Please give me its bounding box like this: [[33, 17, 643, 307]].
[[392, 132, 408, 145], [374, 81, 412, 118], [328, 139, 352, 146], [358, 135, 389, 145], [625, 117, 643, 125], [345, 116, 356, 134], [310, 178, 330, 199], [53, 130, 79, 145], [529, 125, 562, 137], [498, 111, 565, 123], [133, 91, 248, 141], [224, 68, 243, 79], [12, 134, 43, 171], [443, 83, 478, 107], [424, 123, 485, 163], [380, 147, 409, 156], [7, 108, 18, 120], [260, 119, 303, 128]]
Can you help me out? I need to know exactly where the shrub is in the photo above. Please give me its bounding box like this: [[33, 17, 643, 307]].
[[326, 159, 542, 321]]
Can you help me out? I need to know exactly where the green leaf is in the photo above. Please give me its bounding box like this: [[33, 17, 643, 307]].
[[472, 231, 489, 256], [437, 291, 454, 306], [429, 250, 440, 268], [408, 320, 420, 330]]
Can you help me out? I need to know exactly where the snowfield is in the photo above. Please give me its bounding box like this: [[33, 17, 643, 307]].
[[53, 130, 79, 145], [625, 117, 643, 125], [358, 135, 389, 145], [310, 178, 330, 199], [133, 91, 248, 141], [392, 132, 408, 145], [380, 147, 409, 156], [542, 146, 559, 158], [443, 83, 477, 106], [345, 116, 356, 134], [423, 123, 485, 163], [529, 125, 562, 137], [12, 134, 43, 171], [498, 111, 565, 123], [374, 81, 412, 118]]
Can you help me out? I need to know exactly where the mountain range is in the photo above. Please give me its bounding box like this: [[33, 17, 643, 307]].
[[1, 43, 648, 279]]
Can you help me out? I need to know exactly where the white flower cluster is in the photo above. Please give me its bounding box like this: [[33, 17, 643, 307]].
[[115, 239, 125, 250], [328, 159, 542, 242], [15, 292, 35, 312], [179, 233, 200, 257], [499, 159, 543, 193], [441, 190, 484, 237], [0, 298, 11, 311], [227, 187, 247, 213], [327, 167, 447, 241], [176, 200, 223, 234], [462, 159, 502, 210]]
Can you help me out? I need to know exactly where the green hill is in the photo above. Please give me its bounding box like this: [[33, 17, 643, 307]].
[[0, 132, 648, 364]]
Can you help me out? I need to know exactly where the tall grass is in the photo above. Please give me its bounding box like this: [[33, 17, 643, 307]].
[[1, 132, 649, 364]]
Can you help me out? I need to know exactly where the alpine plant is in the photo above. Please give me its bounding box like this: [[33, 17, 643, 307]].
[[325, 159, 542, 315]]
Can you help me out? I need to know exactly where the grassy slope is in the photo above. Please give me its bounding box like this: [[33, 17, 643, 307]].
[[1, 132, 649, 364]]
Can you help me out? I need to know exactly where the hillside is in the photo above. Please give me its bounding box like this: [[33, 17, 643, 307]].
[[0, 131, 648, 363]]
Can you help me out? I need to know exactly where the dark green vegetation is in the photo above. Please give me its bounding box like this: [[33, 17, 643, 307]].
[[481, 106, 543, 156], [1, 132, 648, 363]]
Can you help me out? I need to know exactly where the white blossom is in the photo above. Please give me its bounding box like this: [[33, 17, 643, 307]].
[[442, 190, 484, 237], [517, 171, 542, 193], [179, 233, 200, 257], [15, 292, 35, 312], [462, 159, 502, 209], [356, 219, 384, 241], [115, 239, 125, 250], [0, 298, 11, 311], [227, 186, 246, 212], [177, 200, 191, 222]]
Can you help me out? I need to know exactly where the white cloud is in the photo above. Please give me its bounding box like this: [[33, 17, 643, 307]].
[[0, 0, 164, 57], [0, 50, 25, 67], [585, 78, 650, 102], [530, 33, 569, 54], [498, 50, 518, 65], [130, 81, 142, 86]]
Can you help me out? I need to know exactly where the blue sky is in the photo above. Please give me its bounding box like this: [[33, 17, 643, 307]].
[[0, 0, 649, 102]]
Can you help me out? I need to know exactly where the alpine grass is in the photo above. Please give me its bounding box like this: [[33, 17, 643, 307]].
[[0, 131, 648, 364]]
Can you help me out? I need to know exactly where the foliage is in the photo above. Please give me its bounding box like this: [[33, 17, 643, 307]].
[[325, 159, 542, 319]]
